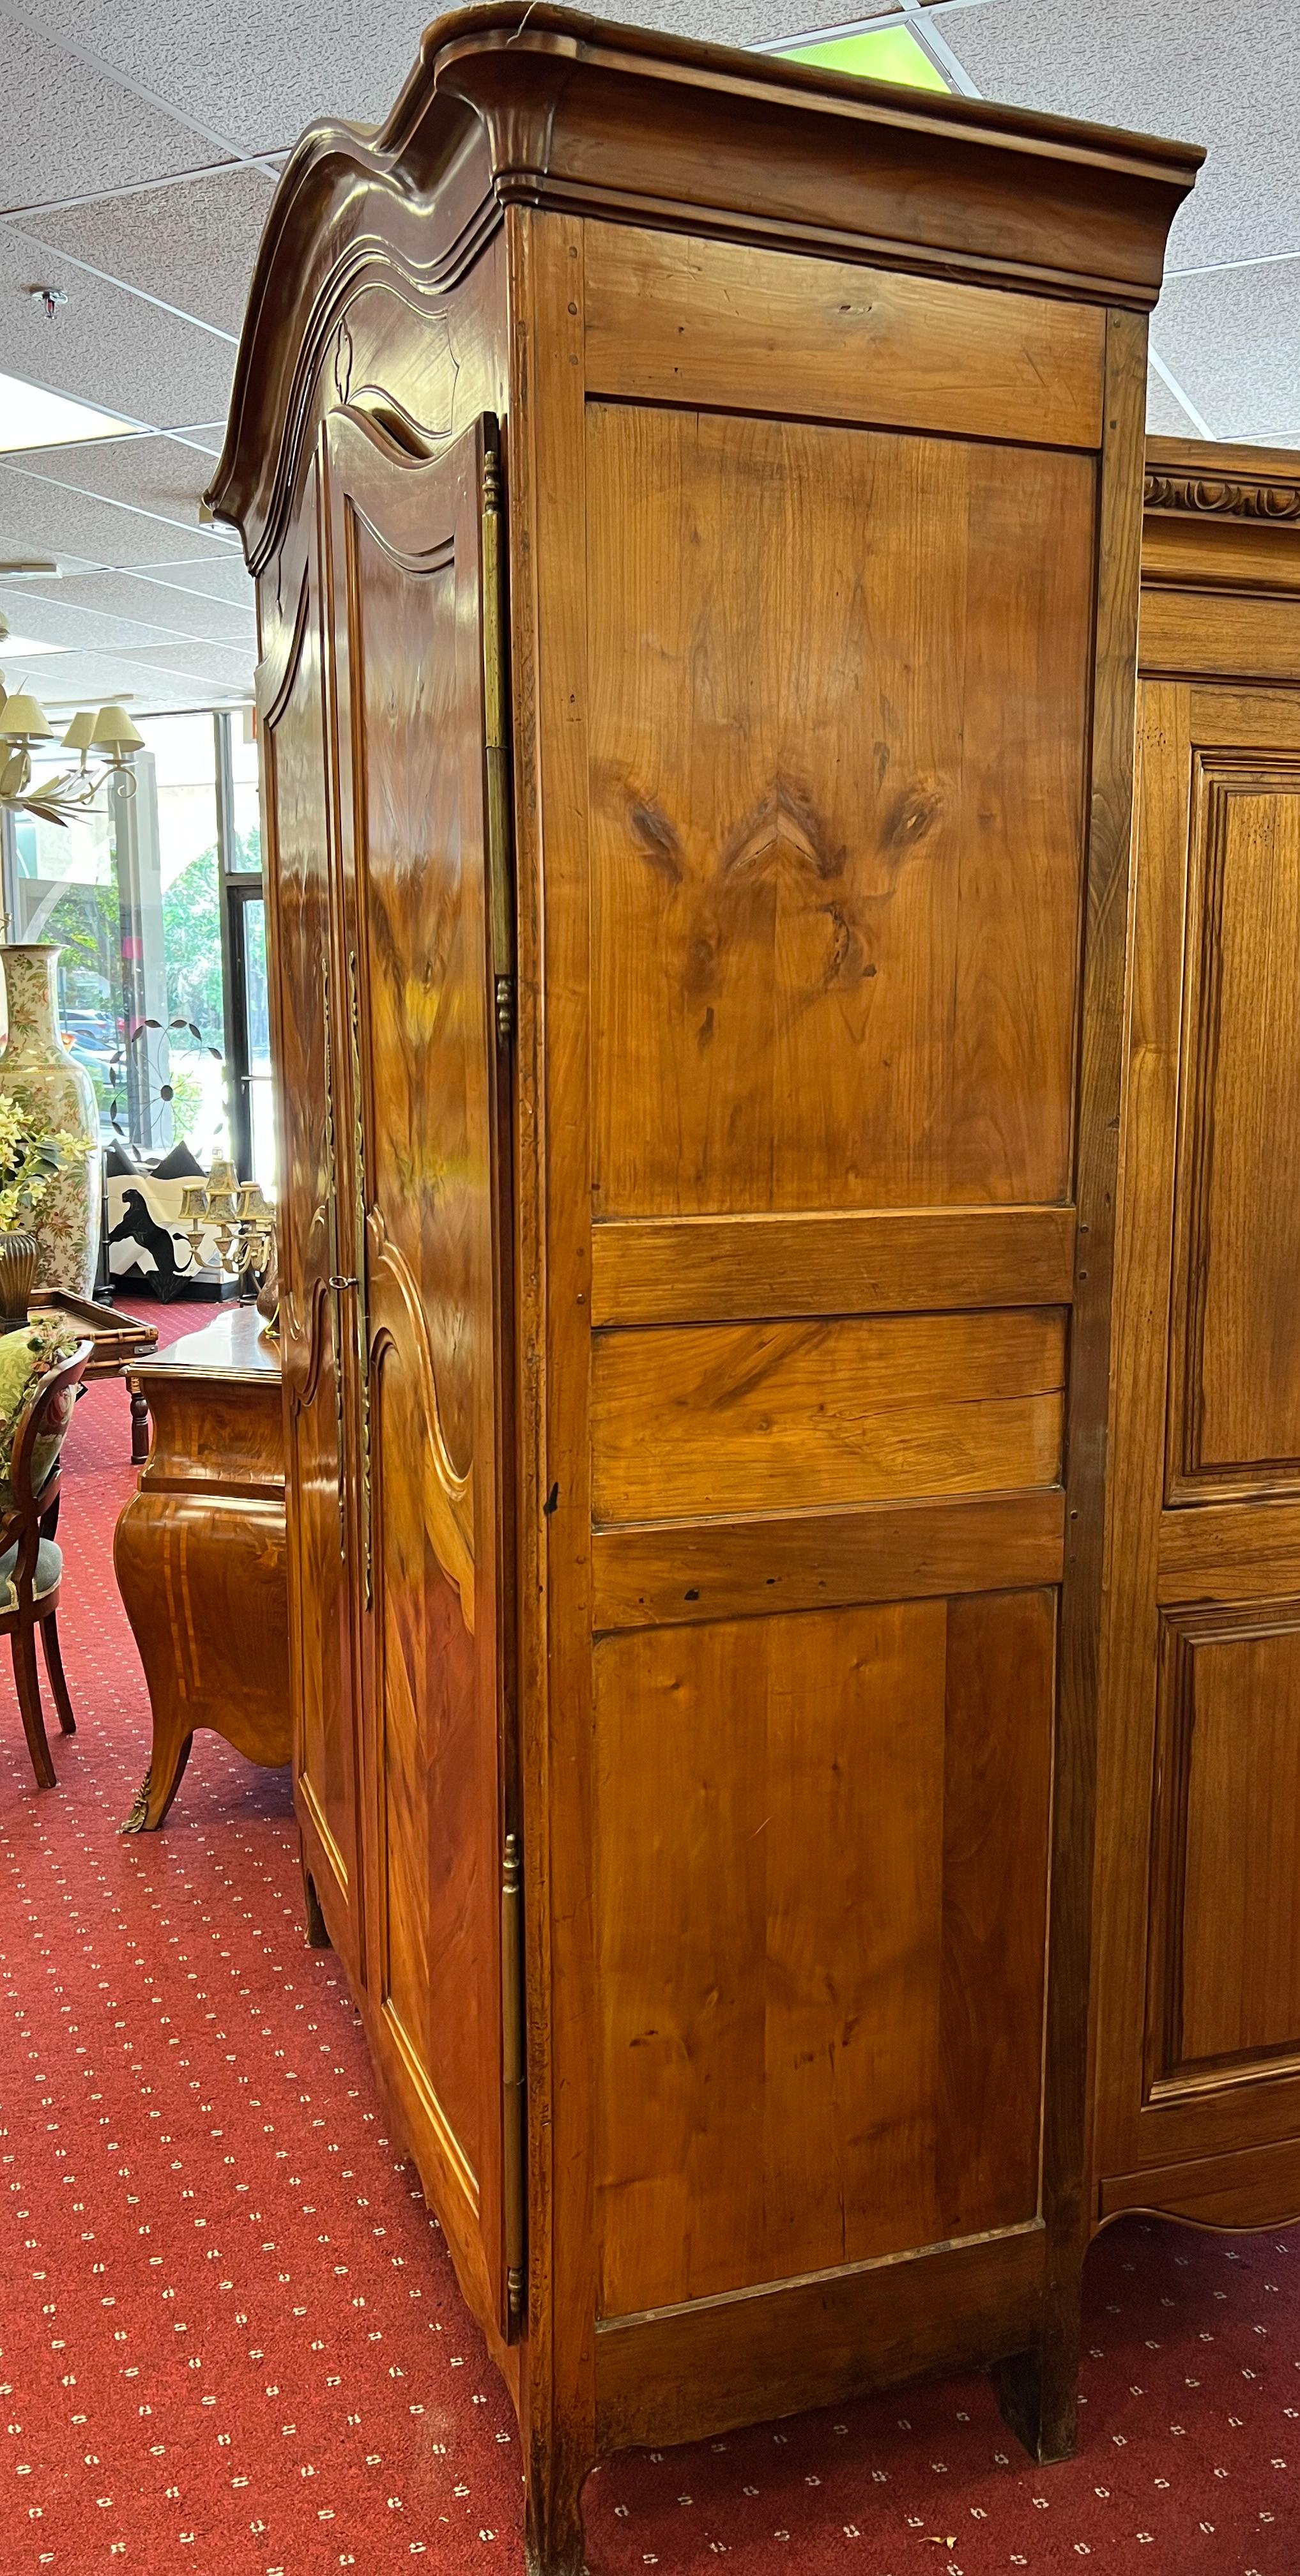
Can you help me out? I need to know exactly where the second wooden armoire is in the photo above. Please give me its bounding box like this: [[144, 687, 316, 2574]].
[[208, 12, 1197, 2564], [1091, 440, 1300, 2236]]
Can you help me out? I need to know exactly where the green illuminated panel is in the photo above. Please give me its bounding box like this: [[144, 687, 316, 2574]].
[[778, 23, 948, 92]]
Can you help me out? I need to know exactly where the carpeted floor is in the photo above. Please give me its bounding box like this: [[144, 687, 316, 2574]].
[[1, 1305, 1298, 2575]]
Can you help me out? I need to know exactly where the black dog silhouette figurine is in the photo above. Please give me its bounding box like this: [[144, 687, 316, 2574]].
[[106, 1188, 189, 1300]]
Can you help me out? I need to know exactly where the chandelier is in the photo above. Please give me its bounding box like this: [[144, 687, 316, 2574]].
[[0, 670, 144, 825]]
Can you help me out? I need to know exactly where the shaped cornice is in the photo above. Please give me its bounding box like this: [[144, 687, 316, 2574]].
[[208, 3, 1202, 571]]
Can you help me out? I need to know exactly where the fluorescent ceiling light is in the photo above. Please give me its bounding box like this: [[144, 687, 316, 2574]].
[[0, 634, 62, 656], [776, 23, 947, 89], [0, 372, 137, 455]]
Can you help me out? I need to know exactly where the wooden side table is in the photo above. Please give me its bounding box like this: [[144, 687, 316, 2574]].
[[115, 1305, 290, 1831], [30, 1289, 159, 1460]]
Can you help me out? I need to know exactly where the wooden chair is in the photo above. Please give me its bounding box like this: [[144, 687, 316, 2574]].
[[0, 1341, 91, 1788]]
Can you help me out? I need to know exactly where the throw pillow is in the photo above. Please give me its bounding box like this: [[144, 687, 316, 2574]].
[[149, 1139, 206, 1182]]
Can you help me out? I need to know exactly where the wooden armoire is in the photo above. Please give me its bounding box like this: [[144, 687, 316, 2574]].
[[1091, 440, 1300, 2235], [208, 13, 1197, 2564]]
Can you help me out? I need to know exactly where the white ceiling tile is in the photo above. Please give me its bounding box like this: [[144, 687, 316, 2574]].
[[1145, 358, 1198, 438], [0, 580, 208, 654], [0, 219, 233, 429], [20, 164, 274, 337], [0, 12, 211, 210], [8, 429, 230, 521], [125, 637, 255, 689], [129, 554, 255, 608], [19, 0, 430, 154], [0, 645, 230, 712], [17, 567, 254, 647], [161, 425, 227, 457], [0, 461, 225, 568], [1151, 258, 1300, 444]]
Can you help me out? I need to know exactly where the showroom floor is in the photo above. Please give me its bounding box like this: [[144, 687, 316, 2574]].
[[0, 1316, 1296, 2575]]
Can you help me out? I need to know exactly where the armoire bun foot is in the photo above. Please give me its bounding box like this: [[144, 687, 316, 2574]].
[[207, 7, 1199, 2550]]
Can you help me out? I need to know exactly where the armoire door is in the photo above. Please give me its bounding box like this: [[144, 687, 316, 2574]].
[[323, 407, 518, 2333], [257, 470, 365, 1977], [1094, 677, 1300, 2227]]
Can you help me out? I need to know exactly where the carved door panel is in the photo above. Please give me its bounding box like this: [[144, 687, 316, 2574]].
[[323, 408, 517, 2334], [257, 470, 364, 1975], [1094, 680, 1300, 2226]]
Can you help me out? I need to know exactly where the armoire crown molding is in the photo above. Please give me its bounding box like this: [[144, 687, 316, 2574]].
[[1145, 439, 1300, 523], [1143, 437, 1300, 602]]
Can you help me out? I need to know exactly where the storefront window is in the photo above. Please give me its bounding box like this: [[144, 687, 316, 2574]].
[[227, 710, 262, 870], [4, 707, 269, 1182]]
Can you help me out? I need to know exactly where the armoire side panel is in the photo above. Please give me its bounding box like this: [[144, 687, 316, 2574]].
[[583, 371, 1099, 2336], [594, 1590, 1055, 2317], [259, 502, 362, 1961]]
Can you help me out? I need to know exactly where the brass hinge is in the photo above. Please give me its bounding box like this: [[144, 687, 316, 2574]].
[[481, 431, 516, 1054], [501, 1825, 526, 2329]]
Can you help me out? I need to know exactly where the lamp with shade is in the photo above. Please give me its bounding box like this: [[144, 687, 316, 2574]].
[[0, 673, 144, 824]]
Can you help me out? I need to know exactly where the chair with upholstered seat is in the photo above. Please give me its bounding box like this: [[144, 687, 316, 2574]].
[[0, 1341, 91, 1788]]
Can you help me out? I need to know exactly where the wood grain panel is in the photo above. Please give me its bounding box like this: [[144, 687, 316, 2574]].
[[583, 223, 1105, 448], [259, 495, 361, 1954], [591, 1488, 1066, 1631], [1168, 760, 1300, 1498], [594, 1593, 1054, 2317], [1099, 2136, 1300, 2229], [346, 505, 486, 2191], [592, 1309, 1065, 1523], [1138, 588, 1300, 685], [325, 408, 511, 2328], [586, 404, 1095, 1216], [591, 1205, 1076, 1326], [595, 2223, 1045, 2450], [1158, 1500, 1300, 1604], [1149, 1606, 1300, 2089]]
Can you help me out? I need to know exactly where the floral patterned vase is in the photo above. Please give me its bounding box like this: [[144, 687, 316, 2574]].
[[0, 945, 102, 1296]]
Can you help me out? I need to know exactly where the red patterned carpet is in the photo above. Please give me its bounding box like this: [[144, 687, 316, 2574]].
[[1, 1305, 1299, 2575]]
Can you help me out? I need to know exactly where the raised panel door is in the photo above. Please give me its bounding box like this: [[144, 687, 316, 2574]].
[[1094, 678, 1300, 2227], [1167, 760, 1300, 1499], [324, 406, 517, 2333], [257, 478, 363, 1972]]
